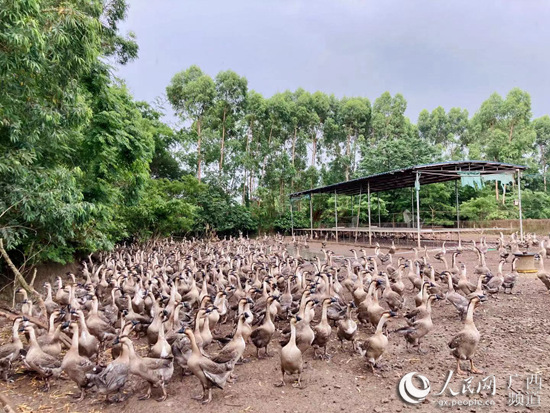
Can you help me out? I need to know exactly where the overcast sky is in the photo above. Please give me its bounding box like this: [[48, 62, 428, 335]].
[[117, 0, 550, 123]]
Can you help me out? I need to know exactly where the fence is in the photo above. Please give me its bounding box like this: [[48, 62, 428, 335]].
[[461, 219, 550, 234]]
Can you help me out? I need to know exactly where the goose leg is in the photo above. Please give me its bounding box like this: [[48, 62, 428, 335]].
[[265, 344, 271, 357], [201, 388, 212, 404], [455, 359, 466, 376], [73, 388, 86, 402], [469, 360, 483, 374], [192, 386, 206, 401], [292, 373, 302, 388], [138, 383, 152, 400], [157, 383, 167, 402], [275, 371, 286, 387]]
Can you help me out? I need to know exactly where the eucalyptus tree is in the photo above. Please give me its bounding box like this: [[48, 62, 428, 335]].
[[418, 106, 469, 159], [470, 88, 535, 165], [213, 70, 248, 173], [341, 97, 371, 180], [534, 116, 550, 191], [166, 66, 216, 182]]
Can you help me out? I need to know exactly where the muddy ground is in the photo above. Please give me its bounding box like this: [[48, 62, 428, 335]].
[[1, 240, 549, 413]]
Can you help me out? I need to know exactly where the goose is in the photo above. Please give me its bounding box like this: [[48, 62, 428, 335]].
[[337, 302, 358, 350], [86, 336, 130, 403], [443, 272, 468, 320], [185, 329, 234, 404], [312, 297, 336, 359], [503, 257, 519, 294], [277, 317, 303, 388], [120, 336, 174, 401], [73, 310, 99, 359], [19, 324, 61, 391], [211, 313, 248, 366], [57, 322, 94, 401], [251, 296, 276, 358], [357, 310, 396, 374], [0, 317, 23, 382], [536, 254, 550, 292], [43, 283, 59, 315], [448, 295, 484, 376], [394, 294, 439, 353]]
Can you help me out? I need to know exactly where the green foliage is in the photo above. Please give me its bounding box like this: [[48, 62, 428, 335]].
[[121, 178, 197, 239], [521, 190, 550, 219], [460, 195, 515, 221], [194, 186, 257, 236]]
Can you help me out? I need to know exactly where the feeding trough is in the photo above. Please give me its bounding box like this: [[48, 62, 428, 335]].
[[513, 252, 537, 274]]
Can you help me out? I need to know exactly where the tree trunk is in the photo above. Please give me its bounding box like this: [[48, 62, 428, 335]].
[[219, 108, 227, 171], [345, 131, 351, 180], [197, 118, 202, 182], [495, 180, 499, 201], [502, 183, 506, 205], [508, 121, 515, 142], [311, 132, 317, 167], [291, 126, 297, 166], [541, 145, 547, 192]]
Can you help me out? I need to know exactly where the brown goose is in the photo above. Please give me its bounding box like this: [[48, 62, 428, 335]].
[[448, 295, 484, 376], [337, 302, 358, 350], [86, 336, 130, 403], [395, 294, 439, 353], [312, 297, 336, 359], [185, 329, 234, 404], [0, 317, 23, 382], [277, 317, 303, 388], [251, 297, 276, 358], [357, 310, 396, 374], [211, 313, 248, 366], [19, 324, 61, 391], [536, 254, 550, 291], [57, 322, 94, 401], [120, 336, 174, 401]]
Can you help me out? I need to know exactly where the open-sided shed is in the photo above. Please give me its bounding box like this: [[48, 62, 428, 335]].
[[289, 161, 527, 246]]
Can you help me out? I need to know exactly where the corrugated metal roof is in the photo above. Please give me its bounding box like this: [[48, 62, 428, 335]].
[[289, 160, 527, 198]]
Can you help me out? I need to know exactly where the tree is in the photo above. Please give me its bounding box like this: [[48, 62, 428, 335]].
[[341, 97, 370, 179], [534, 116, 550, 191], [0, 0, 139, 263], [137, 102, 182, 180], [166, 66, 216, 182], [213, 70, 248, 173]]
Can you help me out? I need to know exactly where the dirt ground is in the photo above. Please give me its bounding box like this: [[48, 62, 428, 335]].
[[1, 240, 549, 413]]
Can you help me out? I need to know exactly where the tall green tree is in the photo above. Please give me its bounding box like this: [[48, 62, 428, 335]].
[[534, 116, 550, 192], [166, 66, 216, 182], [0, 0, 139, 262], [213, 70, 248, 173]]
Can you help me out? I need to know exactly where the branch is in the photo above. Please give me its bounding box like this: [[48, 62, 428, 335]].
[[0, 309, 70, 348], [0, 393, 16, 413], [0, 239, 47, 322]]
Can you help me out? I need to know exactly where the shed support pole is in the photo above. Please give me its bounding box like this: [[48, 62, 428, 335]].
[[334, 190, 338, 242], [290, 199, 294, 238], [378, 193, 381, 227], [518, 170, 523, 241], [416, 172, 421, 248], [368, 182, 372, 245], [455, 180, 460, 229], [356, 187, 362, 241], [309, 194, 313, 239]]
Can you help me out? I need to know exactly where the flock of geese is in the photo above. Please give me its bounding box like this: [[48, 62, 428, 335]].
[[0, 232, 548, 405]]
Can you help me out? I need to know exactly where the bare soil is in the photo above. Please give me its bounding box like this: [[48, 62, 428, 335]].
[[1, 242, 549, 413]]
